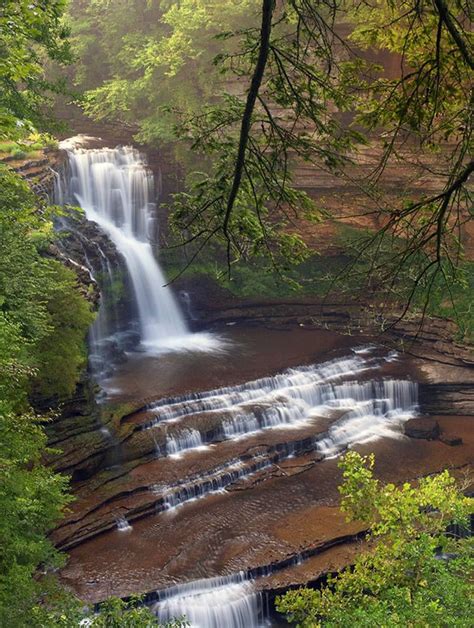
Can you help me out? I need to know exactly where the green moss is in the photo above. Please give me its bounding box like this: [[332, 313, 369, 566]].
[[0, 140, 16, 153]]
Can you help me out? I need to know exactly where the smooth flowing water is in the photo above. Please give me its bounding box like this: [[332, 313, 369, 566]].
[[153, 574, 265, 628], [144, 352, 418, 514], [60, 141, 221, 364], [143, 353, 417, 459]]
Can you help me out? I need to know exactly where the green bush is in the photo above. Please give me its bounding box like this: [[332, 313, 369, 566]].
[[0, 166, 94, 401], [34, 260, 94, 398], [277, 452, 473, 627], [10, 147, 27, 159], [0, 166, 94, 623]]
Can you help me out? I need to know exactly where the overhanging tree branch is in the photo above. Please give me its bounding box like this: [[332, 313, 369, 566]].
[[432, 0, 474, 69], [222, 0, 275, 242]]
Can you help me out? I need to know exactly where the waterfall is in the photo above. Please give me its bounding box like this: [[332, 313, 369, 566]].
[[165, 428, 207, 458], [143, 355, 378, 427], [148, 374, 417, 512], [314, 379, 417, 457], [60, 140, 221, 361], [143, 351, 418, 513], [157, 456, 272, 512], [139, 352, 418, 460], [152, 573, 265, 628], [115, 516, 132, 532]]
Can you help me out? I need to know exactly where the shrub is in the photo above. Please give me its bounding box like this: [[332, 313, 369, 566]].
[[10, 147, 27, 160]]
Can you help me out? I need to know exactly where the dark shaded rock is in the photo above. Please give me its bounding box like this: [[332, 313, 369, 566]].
[[419, 383, 474, 416], [440, 434, 463, 446], [404, 417, 440, 440]]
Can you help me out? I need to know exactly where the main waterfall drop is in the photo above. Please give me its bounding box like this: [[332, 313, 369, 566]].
[[61, 141, 220, 357]]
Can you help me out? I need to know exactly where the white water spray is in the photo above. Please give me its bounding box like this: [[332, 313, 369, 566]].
[[61, 141, 221, 355], [152, 573, 265, 628], [116, 516, 132, 532]]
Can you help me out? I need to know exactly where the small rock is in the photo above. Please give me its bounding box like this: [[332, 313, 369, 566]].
[[440, 434, 463, 446], [404, 417, 440, 440]]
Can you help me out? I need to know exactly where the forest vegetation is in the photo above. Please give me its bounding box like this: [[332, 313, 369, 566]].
[[68, 0, 473, 336], [277, 452, 473, 627], [0, 0, 472, 626]]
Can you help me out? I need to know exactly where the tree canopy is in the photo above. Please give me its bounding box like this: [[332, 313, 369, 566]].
[[69, 0, 259, 142], [72, 0, 473, 331], [0, 0, 72, 137], [277, 451, 473, 627]]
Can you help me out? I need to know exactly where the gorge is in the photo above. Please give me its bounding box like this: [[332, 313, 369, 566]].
[[1, 2, 472, 625], [49, 138, 472, 627]]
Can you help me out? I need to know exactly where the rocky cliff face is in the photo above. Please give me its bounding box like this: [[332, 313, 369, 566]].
[[4, 147, 67, 200], [4, 147, 128, 475]]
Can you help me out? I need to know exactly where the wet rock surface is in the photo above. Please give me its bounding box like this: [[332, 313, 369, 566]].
[[58, 415, 473, 603], [51, 325, 473, 605]]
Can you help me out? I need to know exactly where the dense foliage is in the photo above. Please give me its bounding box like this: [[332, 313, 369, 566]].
[[68, 0, 259, 143], [71, 0, 473, 333], [277, 452, 473, 626], [0, 168, 94, 402], [0, 0, 71, 137], [78, 597, 188, 627], [0, 2, 89, 624], [0, 165, 94, 626]]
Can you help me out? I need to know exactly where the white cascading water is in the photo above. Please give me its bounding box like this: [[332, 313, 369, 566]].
[[61, 140, 220, 355], [152, 573, 265, 628], [165, 428, 208, 458], [145, 351, 418, 516], [149, 379, 417, 513], [145, 355, 378, 427], [144, 354, 417, 462], [115, 516, 133, 532]]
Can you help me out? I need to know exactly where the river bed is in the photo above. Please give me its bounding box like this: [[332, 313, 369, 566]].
[[55, 140, 473, 627]]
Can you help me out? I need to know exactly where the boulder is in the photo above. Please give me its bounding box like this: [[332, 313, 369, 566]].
[[404, 417, 440, 440]]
